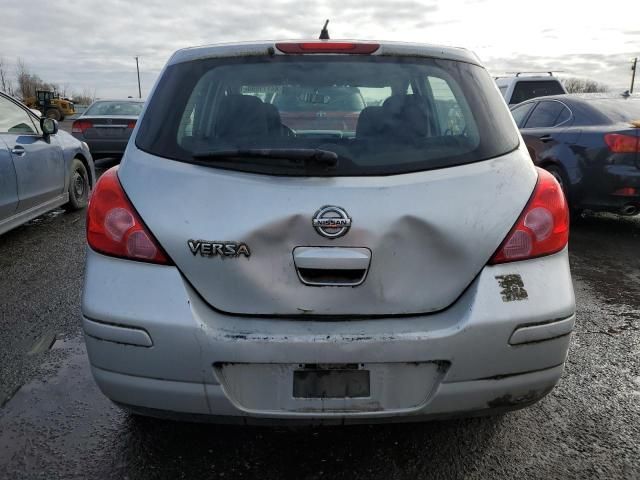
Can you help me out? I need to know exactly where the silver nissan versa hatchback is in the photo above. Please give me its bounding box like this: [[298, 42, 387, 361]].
[[82, 40, 575, 424]]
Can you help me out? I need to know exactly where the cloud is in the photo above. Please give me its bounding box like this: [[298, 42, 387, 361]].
[[0, 0, 636, 97], [0, 0, 443, 97], [483, 52, 636, 90]]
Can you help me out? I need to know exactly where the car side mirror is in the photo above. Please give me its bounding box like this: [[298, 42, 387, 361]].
[[41, 117, 58, 136]]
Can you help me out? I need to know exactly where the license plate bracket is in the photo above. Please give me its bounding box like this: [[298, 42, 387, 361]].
[[293, 366, 370, 399]]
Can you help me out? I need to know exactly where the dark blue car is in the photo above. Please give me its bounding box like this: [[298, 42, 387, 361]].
[[511, 94, 640, 216]]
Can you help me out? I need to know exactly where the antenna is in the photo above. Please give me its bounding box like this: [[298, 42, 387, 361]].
[[319, 19, 330, 40]]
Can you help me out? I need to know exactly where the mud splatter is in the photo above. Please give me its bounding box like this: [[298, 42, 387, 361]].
[[495, 274, 528, 302]]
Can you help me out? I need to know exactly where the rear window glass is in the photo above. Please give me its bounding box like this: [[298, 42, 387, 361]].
[[85, 101, 144, 116], [510, 80, 565, 105], [136, 56, 519, 176]]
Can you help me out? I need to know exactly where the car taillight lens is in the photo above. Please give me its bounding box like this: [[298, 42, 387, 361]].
[[489, 168, 569, 264], [127, 120, 136, 129], [87, 167, 172, 265], [612, 187, 637, 196], [604, 133, 640, 153], [72, 119, 93, 133], [276, 42, 380, 54]]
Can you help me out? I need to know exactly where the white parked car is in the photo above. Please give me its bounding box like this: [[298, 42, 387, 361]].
[[496, 72, 567, 105], [82, 39, 575, 424]]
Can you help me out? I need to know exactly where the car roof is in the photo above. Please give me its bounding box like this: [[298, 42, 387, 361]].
[[495, 76, 562, 86], [0, 91, 27, 104], [90, 99, 145, 103], [510, 93, 640, 126], [519, 93, 640, 105], [168, 40, 482, 67]]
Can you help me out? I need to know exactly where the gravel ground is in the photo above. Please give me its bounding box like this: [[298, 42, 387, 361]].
[[0, 165, 638, 479]]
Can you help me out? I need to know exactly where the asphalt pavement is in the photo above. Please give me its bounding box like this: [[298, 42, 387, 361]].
[[0, 157, 638, 479]]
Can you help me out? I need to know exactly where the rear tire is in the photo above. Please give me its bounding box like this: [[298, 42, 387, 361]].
[[63, 159, 90, 211]]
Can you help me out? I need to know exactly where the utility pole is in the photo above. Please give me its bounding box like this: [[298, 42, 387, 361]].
[[135, 56, 142, 98], [631, 57, 637, 94]]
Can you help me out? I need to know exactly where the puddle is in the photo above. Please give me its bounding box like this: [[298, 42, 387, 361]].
[[24, 209, 65, 227], [50, 336, 78, 350], [27, 331, 58, 356], [0, 336, 125, 478]]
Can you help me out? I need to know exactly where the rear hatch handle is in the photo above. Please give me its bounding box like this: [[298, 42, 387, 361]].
[[293, 247, 371, 286]]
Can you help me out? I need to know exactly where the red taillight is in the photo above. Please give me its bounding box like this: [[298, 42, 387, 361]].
[[127, 120, 137, 129], [613, 187, 637, 196], [87, 167, 171, 265], [72, 119, 93, 134], [604, 133, 640, 153], [489, 168, 569, 264], [275, 42, 379, 54]]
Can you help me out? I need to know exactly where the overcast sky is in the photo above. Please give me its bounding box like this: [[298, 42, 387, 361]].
[[1, 0, 638, 99]]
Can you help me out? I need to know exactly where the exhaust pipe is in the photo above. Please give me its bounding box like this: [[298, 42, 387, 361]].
[[620, 203, 639, 216]]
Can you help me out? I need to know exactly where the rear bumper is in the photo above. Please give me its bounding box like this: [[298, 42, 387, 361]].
[[82, 138, 129, 157], [578, 164, 640, 214], [82, 247, 575, 423], [92, 363, 565, 425]]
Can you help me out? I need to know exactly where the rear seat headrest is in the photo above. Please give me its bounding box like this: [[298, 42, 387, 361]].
[[215, 94, 269, 139], [356, 106, 385, 138], [356, 94, 432, 141], [382, 94, 431, 138], [262, 103, 283, 134]]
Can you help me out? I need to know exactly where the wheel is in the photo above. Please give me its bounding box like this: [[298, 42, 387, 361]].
[[45, 108, 61, 121], [63, 159, 90, 211]]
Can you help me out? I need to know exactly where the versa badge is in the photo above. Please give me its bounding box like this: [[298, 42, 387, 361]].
[[188, 240, 251, 258]]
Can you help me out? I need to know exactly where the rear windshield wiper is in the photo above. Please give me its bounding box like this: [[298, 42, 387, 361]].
[[192, 148, 339, 169]]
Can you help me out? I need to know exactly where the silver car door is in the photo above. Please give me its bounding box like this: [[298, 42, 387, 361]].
[[0, 135, 18, 219], [0, 96, 65, 212]]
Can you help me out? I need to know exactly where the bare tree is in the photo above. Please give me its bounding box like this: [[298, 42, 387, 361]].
[[12, 57, 94, 103], [15, 58, 53, 100], [562, 77, 609, 94], [60, 82, 70, 98], [72, 88, 96, 105], [0, 57, 15, 96]]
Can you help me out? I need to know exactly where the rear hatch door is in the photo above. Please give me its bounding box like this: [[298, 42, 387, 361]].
[[121, 47, 532, 316], [120, 148, 535, 316]]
